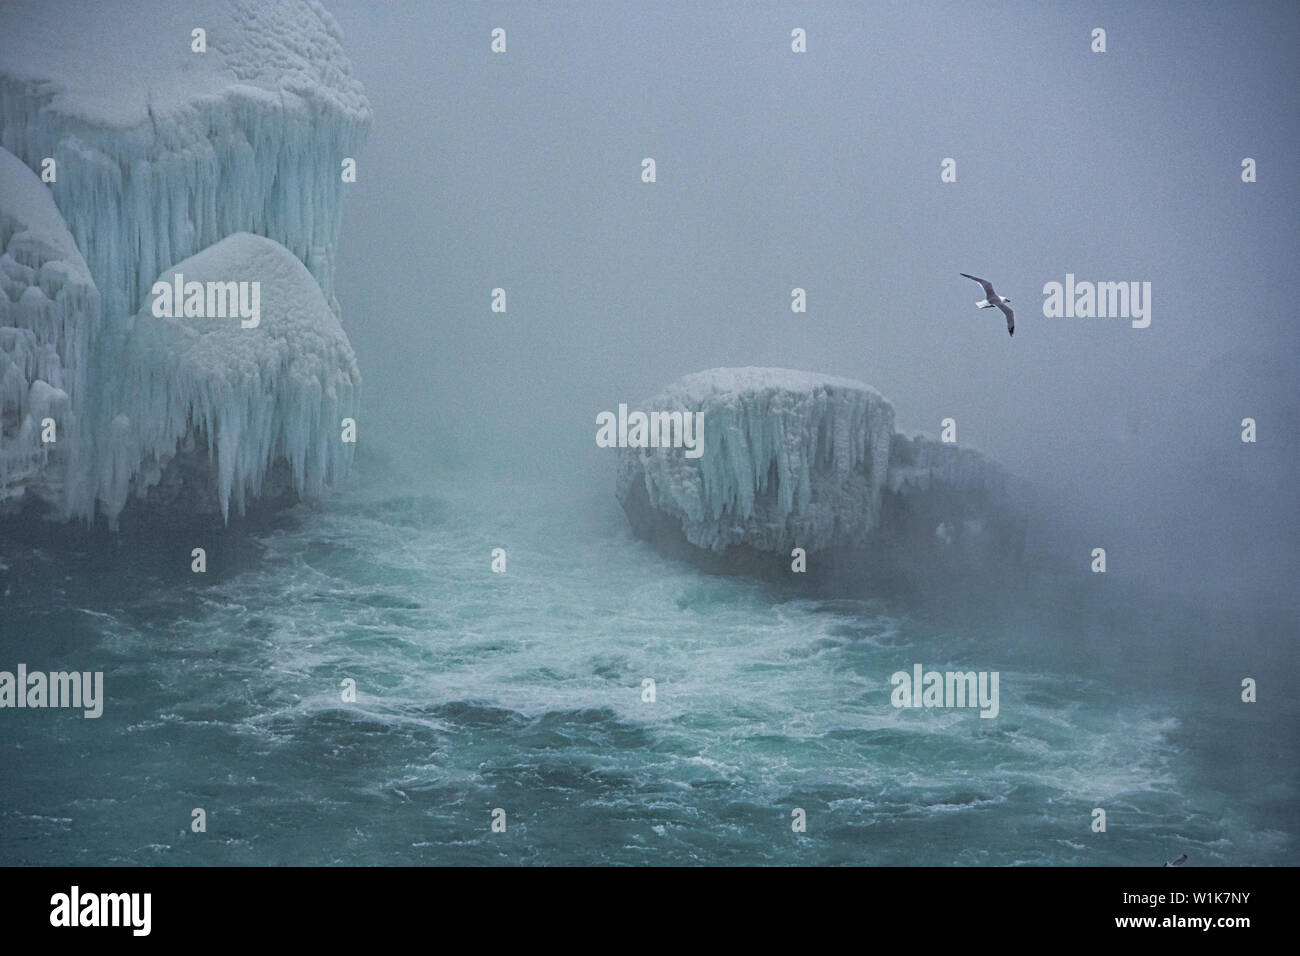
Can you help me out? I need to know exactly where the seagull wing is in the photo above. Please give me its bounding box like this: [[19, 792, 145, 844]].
[[960, 272, 996, 298], [996, 300, 1015, 336]]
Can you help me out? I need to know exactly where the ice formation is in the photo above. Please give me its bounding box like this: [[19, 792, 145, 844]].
[[0, 146, 98, 510], [617, 368, 1025, 563], [0, 0, 368, 526], [0, 0, 370, 330], [618, 368, 896, 553], [81, 233, 360, 526]]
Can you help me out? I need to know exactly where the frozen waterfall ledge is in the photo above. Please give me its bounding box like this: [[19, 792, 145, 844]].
[[0, 0, 371, 333], [0, 0, 368, 529], [616, 368, 1028, 578]]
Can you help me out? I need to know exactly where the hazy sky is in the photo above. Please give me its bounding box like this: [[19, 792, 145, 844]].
[[328, 1, 1299, 602]]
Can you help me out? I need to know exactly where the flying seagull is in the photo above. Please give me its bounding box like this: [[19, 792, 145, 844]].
[[1163, 853, 1188, 867], [960, 273, 1014, 337]]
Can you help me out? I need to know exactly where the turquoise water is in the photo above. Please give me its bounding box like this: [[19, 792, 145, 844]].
[[1, 459, 1295, 866]]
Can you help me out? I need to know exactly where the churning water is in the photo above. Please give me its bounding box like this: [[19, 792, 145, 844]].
[[1, 455, 1295, 866]]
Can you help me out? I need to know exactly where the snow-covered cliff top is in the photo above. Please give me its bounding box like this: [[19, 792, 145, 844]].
[[0, 0, 369, 128], [657, 367, 885, 405]]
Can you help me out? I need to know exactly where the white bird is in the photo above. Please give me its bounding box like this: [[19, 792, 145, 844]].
[[960, 273, 1014, 337]]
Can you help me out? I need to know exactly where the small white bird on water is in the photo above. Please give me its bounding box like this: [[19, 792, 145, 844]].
[[961, 273, 1014, 337]]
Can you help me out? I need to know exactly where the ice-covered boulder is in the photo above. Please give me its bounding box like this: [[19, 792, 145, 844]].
[[77, 233, 360, 527], [618, 368, 895, 554], [617, 368, 1027, 573], [0, 146, 99, 513]]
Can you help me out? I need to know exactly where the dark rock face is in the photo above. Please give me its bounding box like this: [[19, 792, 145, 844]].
[[876, 433, 1029, 570], [620, 450, 1028, 594], [1, 427, 303, 539], [115, 431, 300, 529], [139, 462, 296, 522]]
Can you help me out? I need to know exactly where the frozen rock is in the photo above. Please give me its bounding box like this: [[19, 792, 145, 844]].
[[618, 368, 1027, 573], [80, 232, 360, 527]]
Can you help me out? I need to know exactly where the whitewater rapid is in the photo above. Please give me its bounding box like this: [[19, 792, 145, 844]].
[[4, 463, 1289, 866]]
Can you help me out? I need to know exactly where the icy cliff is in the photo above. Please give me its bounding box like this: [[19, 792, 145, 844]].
[[0, 0, 370, 330], [0, 146, 98, 510], [617, 368, 1026, 569], [0, 0, 367, 526]]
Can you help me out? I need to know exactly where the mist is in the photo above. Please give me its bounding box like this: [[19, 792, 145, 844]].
[[327, 1, 1298, 609], [2, 0, 1296, 873]]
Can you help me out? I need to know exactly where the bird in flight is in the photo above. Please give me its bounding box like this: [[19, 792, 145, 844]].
[[1163, 853, 1188, 867], [960, 273, 1014, 337]]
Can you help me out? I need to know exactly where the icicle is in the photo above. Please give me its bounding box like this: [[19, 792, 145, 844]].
[[1, 1, 370, 524], [619, 368, 1018, 557], [628, 368, 896, 553], [0, 147, 98, 513], [63, 234, 360, 527]]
